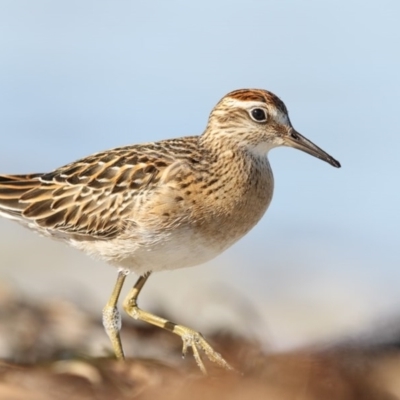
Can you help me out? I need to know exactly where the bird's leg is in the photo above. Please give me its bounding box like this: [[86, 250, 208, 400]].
[[122, 272, 233, 374], [102, 268, 129, 359]]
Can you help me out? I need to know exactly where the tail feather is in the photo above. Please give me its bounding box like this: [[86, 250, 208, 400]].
[[0, 171, 125, 240], [0, 173, 44, 217], [0, 173, 43, 183]]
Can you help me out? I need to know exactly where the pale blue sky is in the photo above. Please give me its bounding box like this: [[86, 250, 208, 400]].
[[0, 1, 399, 347]]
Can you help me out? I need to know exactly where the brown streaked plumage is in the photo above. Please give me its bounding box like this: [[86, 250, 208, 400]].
[[0, 89, 340, 374], [227, 88, 288, 114]]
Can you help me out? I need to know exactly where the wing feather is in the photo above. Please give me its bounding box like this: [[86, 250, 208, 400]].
[[0, 137, 201, 240]]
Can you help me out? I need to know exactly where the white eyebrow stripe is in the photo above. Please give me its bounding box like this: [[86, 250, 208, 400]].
[[224, 98, 264, 109], [224, 98, 290, 125]]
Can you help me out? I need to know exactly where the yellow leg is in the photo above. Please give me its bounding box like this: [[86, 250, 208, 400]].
[[122, 272, 233, 374], [102, 268, 128, 359]]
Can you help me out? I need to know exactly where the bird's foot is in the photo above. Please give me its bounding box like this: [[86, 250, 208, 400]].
[[179, 327, 234, 374]]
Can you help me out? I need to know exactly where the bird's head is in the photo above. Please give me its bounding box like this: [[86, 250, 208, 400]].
[[203, 89, 340, 168]]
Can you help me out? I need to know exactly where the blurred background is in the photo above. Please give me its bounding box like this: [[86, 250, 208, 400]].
[[0, 0, 399, 354]]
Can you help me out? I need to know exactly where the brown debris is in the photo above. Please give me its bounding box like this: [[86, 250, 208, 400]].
[[1, 283, 400, 399]]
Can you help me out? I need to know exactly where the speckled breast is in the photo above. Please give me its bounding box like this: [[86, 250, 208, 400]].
[[193, 156, 274, 253]]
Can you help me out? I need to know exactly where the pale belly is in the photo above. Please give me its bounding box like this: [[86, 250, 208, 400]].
[[71, 225, 233, 275]]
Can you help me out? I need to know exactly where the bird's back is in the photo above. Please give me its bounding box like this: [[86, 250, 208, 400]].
[[0, 138, 201, 241]]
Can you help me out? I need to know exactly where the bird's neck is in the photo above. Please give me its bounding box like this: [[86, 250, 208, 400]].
[[200, 125, 248, 159], [198, 128, 273, 196]]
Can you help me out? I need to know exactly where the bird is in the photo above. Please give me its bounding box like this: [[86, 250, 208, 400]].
[[0, 89, 340, 373]]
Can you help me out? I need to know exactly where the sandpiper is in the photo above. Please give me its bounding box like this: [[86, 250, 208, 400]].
[[0, 89, 340, 373]]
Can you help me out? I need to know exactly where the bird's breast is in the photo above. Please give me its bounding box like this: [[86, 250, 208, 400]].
[[192, 156, 274, 252]]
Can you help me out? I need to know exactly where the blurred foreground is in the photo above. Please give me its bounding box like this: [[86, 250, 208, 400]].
[[1, 282, 400, 399]]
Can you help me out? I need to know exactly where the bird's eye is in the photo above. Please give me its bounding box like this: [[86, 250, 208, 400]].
[[250, 108, 267, 122]]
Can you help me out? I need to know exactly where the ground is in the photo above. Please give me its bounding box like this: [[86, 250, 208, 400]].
[[1, 282, 400, 400]]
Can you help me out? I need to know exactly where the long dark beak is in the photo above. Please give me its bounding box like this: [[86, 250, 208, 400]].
[[284, 129, 341, 168]]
